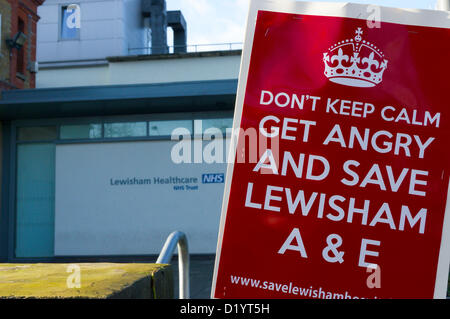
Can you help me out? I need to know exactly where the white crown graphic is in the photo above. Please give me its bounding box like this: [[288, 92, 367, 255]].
[[323, 27, 388, 88]]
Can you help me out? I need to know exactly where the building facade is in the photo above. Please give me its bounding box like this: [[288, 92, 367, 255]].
[[0, 0, 43, 91], [0, 0, 241, 261], [37, 0, 188, 63], [37, 0, 148, 63], [0, 79, 237, 261]]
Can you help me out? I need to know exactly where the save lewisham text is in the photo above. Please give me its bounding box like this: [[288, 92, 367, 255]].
[[229, 274, 376, 299]]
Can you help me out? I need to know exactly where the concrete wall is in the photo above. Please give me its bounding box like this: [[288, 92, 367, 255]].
[[37, 0, 146, 62], [36, 52, 241, 88], [0, 263, 173, 299], [123, 0, 148, 55], [37, 64, 110, 88], [109, 54, 240, 85]]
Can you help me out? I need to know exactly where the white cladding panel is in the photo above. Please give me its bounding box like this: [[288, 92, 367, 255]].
[[36, 55, 241, 88], [37, 0, 145, 62], [55, 140, 228, 255]]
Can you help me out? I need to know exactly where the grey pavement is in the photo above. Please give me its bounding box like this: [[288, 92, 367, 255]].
[[170, 254, 216, 299]]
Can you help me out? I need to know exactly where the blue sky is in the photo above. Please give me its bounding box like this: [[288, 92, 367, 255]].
[[166, 0, 439, 46]]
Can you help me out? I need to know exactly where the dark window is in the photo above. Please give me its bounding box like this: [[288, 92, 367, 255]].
[[17, 126, 58, 142], [16, 17, 25, 75], [61, 5, 80, 40], [104, 122, 147, 138], [60, 124, 102, 139]]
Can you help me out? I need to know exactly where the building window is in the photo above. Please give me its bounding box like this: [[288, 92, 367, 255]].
[[17, 126, 58, 142], [104, 122, 147, 138], [60, 4, 80, 40], [199, 118, 234, 134], [60, 124, 102, 139], [16, 143, 56, 257], [16, 17, 25, 76], [149, 120, 192, 136]]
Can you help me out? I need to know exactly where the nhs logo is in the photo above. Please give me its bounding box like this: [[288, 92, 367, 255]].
[[202, 173, 224, 184]]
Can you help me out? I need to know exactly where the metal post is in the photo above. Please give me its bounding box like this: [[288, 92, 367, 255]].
[[156, 231, 190, 299], [437, 0, 450, 10]]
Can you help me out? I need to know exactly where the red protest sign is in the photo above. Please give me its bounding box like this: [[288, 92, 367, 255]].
[[212, 1, 450, 299]]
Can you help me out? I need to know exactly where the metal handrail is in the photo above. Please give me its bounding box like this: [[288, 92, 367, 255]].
[[128, 42, 243, 54], [156, 231, 190, 299]]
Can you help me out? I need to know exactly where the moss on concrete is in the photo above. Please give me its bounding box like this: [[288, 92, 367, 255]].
[[0, 263, 173, 299]]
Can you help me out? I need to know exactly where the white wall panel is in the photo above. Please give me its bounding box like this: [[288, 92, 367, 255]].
[[55, 140, 228, 255]]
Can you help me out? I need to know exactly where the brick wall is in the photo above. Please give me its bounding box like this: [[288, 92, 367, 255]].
[[0, 0, 12, 90], [0, 0, 43, 91]]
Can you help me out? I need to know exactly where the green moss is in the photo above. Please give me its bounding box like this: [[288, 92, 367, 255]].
[[0, 263, 169, 299]]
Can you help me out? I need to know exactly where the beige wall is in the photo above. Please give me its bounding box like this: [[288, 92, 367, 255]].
[[36, 54, 241, 88], [36, 65, 110, 88], [108, 55, 241, 86]]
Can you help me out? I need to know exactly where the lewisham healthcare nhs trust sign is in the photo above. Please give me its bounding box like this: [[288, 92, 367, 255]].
[[212, 0, 450, 299]]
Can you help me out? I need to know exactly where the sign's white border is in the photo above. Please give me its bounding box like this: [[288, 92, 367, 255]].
[[212, 0, 450, 299]]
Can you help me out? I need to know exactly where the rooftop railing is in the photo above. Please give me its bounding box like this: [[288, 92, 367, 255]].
[[128, 42, 243, 55]]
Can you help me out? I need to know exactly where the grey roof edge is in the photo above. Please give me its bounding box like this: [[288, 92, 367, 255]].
[[107, 49, 242, 63], [37, 51, 242, 70], [0, 79, 238, 105], [38, 59, 109, 70]]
